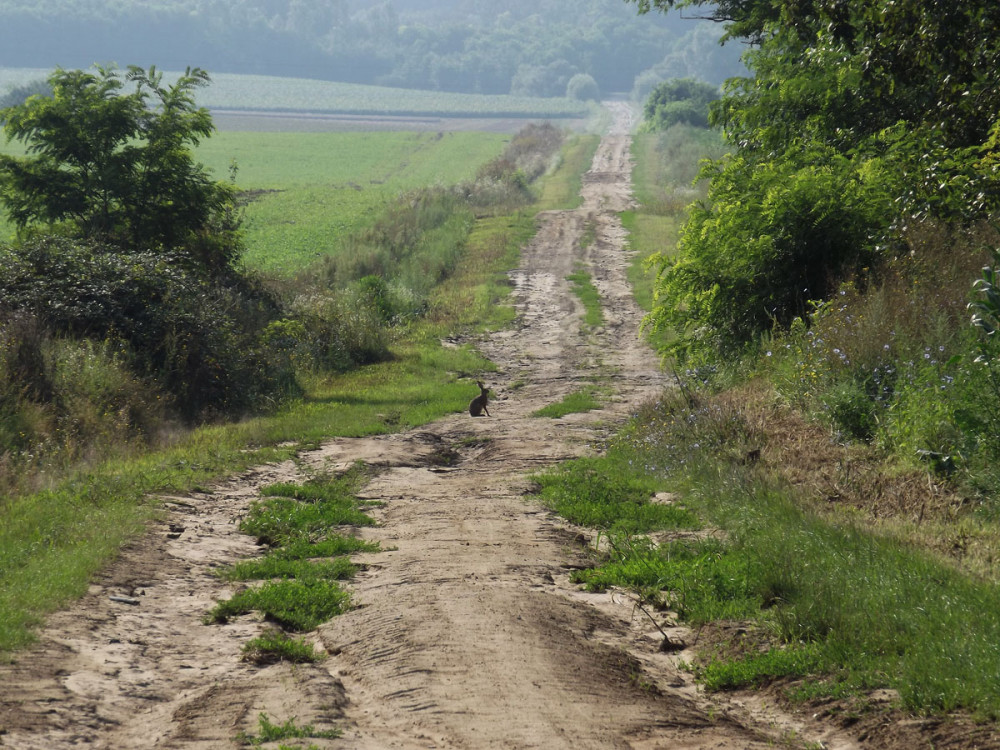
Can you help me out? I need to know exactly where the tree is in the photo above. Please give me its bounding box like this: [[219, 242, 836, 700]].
[[0, 65, 237, 273], [641, 77, 718, 130], [636, 0, 1000, 359], [566, 73, 600, 101]]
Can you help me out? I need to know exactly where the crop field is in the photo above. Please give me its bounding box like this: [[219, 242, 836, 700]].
[[202, 73, 592, 119], [199, 131, 509, 274], [0, 68, 593, 121], [0, 130, 509, 273]]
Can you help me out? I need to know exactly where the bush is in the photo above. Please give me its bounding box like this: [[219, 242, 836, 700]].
[[649, 146, 893, 359], [641, 78, 719, 132], [0, 236, 297, 419], [566, 73, 600, 101]]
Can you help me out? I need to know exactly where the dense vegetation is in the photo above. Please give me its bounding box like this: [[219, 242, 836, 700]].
[[0, 0, 745, 98], [634, 0, 1000, 496], [639, 77, 719, 132]]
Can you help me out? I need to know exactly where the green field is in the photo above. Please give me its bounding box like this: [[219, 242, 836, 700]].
[[0, 130, 509, 273], [0, 68, 592, 120], [198, 131, 508, 274]]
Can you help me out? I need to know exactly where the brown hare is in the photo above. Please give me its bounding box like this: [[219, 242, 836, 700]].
[[469, 381, 491, 417]]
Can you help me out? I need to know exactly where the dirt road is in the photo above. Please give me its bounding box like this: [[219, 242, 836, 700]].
[[0, 104, 857, 749]]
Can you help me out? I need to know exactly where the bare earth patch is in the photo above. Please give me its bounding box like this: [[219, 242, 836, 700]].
[[0, 104, 965, 749]]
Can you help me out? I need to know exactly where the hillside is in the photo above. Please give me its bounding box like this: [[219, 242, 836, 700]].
[[0, 0, 745, 97]]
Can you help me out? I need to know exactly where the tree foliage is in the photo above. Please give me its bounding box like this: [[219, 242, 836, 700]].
[[641, 0, 1000, 359], [640, 78, 718, 131], [0, 65, 237, 271]]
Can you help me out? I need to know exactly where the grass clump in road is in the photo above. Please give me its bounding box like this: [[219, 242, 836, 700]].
[[236, 712, 341, 746], [567, 268, 604, 328], [240, 470, 378, 547], [241, 628, 323, 665], [531, 387, 603, 418], [206, 578, 351, 631]]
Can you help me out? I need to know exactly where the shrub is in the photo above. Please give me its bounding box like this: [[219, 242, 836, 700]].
[[566, 73, 600, 102], [641, 78, 719, 132], [0, 236, 297, 419]]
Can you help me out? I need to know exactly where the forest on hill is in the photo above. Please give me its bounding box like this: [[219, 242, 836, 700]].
[[0, 0, 745, 99]]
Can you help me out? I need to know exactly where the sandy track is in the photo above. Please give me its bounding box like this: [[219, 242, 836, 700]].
[[0, 104, 857, 749]]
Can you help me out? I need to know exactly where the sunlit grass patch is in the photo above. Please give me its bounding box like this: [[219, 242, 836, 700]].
[[533, 455, 698, 535], [531, 387, 602, 418], [241, 628, 323, 665], [206, 578, 351, 631]]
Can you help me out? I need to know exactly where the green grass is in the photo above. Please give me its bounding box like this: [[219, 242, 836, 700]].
[[567, 268, 604, 327], [195, 131, 508, 274], [241, 628, 323, 665], [565, 390, 1000, 719], [236, 712, 341, 746], [531, 387, 603, 418], [206, 578, 351, 631], [532, 455, 699, 535]]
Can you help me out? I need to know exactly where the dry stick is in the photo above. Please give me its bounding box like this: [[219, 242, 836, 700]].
[[603, 533, 685, 652]]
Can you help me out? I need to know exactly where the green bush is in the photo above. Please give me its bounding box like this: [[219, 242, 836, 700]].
[[0, 236, 298, 419], [649, 148, 893, 359], [641, 78, 719, 132]]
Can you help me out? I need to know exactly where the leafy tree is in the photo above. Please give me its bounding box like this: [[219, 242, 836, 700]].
[[0, 65, 237, 274], [640, 77, 718, 131], [637, 0, 1000, 359], [566, 73, 600, 101]]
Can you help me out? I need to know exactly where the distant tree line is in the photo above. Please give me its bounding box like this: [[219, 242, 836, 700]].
[[0, 0, 745, 96]]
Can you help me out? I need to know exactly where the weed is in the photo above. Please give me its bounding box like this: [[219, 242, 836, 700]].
[[242, 628, 323, 665], [235, 712, 340, 746]]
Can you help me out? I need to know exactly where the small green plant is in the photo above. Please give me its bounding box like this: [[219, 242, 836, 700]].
[[241, 628, 323, 665], [531, 387, 602, 418], [236, 712, 340, 746]]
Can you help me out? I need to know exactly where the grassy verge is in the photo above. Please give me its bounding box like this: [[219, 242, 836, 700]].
[[543, 386, 1000, 720], [535, 135, 600, 212]]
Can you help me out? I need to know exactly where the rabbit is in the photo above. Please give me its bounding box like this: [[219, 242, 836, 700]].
[[469, 381, 491, 417]]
